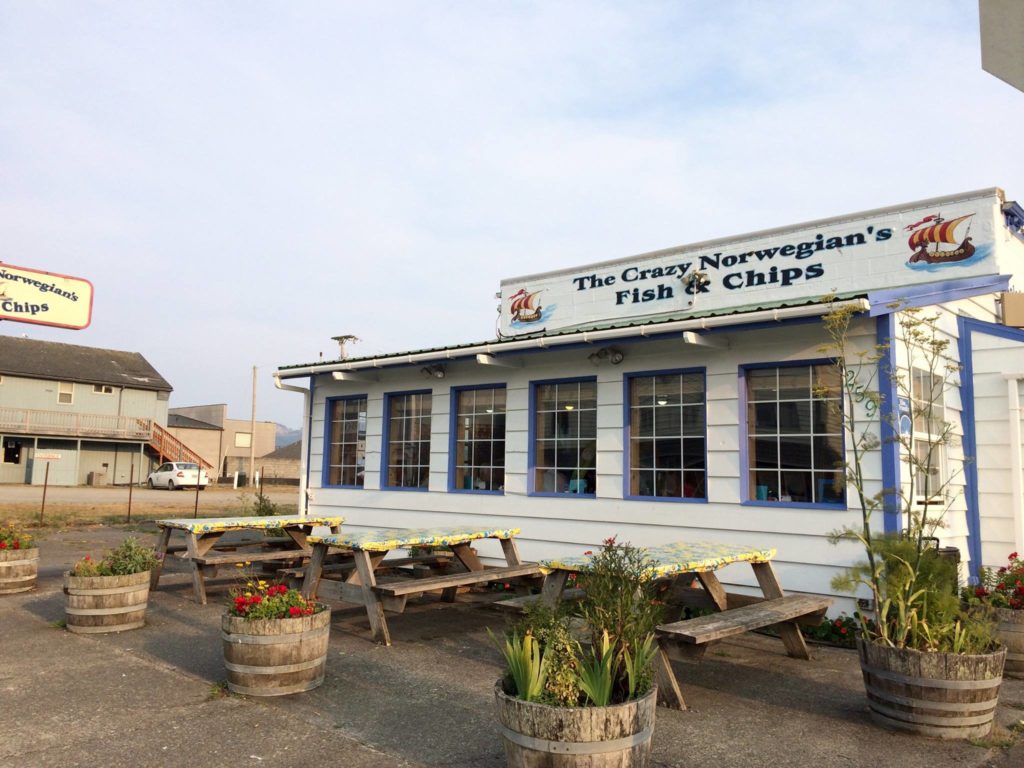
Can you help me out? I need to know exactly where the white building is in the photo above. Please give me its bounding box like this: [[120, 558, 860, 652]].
[[276, 188, 1024, 608]]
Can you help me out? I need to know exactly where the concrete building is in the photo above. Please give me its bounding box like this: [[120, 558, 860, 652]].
[[276, 188, 1024, 610], [0, 336, 209, 485], [167, 404, 277, 479]]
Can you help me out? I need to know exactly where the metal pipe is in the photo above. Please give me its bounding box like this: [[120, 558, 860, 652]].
[[273, 373, 310, 517]]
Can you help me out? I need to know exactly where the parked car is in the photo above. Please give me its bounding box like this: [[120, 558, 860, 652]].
[[147, 462, 209, 490]]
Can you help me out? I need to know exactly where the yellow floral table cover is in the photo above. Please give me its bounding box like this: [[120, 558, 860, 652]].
[[155, 515, 345, 534], [545, 540, 776, 579], [308, 526, 521, 552]]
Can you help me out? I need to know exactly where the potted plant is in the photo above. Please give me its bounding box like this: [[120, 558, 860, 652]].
[[0, 524, 38, 595], [222, 578, 330, 696], [965, 552, 1024, 679], [822, 303, 1004, 740], [492, 538, 662, 767], [64, 537, 159, 633]]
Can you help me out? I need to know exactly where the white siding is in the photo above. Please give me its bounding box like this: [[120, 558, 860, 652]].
[[304, 319, 882, 610], [971, 330, 1024, 568]]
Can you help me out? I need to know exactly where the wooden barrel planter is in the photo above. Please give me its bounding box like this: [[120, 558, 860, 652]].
[[0, 547, 39, 594], [994, 607, 1024, 679], [857, 639, 1006, 740], [494, 683, 657, 767], [64, 570, 151, 634], [221, 607, 330, 696]]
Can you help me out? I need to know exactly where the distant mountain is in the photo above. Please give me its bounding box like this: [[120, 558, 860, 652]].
[[275, 424, 302, 448]]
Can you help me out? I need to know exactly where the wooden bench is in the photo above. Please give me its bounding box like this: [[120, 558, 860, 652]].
[[373, 563, 543, 598], [192, 550, 310, 567], [656, 593, 831, 649], [491, 587, 586, 613]]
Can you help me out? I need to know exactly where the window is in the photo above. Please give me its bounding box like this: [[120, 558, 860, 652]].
[[745, 364, 844, 504], [325, 396, 367, 487], [451, 386, 506, 492], [57, 381, 73, 405], [911, 367, 946, 501], [532, 378, 597, 495], [3, 440, 22, 465], [627, 370, 706, 499], [234, 432, 252, 449], [93, 384, 114, 394], [383, 391, 432, 489]]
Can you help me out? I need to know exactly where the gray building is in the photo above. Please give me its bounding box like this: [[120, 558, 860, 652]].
[[0, 335, 208, 485]]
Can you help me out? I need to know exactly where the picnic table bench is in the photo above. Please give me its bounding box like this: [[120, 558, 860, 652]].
[[151, 515, 344, 604], [540, 540, 832, 710], [301, 526, 543, 646]]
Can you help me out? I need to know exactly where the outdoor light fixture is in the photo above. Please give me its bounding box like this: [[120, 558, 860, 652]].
[[588, 346, 625, 365], [420, 364, 446, 379]]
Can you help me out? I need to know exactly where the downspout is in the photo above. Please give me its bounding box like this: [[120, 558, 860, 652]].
[[1006, 374, 1024, 557], [273, 372, 311, 517]]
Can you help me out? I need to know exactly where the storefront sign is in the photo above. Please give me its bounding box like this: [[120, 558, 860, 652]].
[[34, 452, 62, 460], [0, 262, 93, 330], [499, 190, 1006, 336]]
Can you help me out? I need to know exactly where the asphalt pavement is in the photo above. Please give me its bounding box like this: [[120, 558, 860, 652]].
[[2, 524, 1023, 768]]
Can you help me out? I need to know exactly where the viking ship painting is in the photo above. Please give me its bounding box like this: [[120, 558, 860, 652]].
[[907, 213, 975, 265], [508, 288, 543, 323]]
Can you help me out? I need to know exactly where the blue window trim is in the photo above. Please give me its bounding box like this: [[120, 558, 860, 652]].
[[380, 388, 434, 492], [321, 393, 369, 489], [868, 275, 1011, 317], [958, 316, 1024, 581], [621, 367, 708, 504], [739, 357, 847, 509], [876, 314, 901, 534], [448, 383, 506, 495], [528, 375, 598, 498]]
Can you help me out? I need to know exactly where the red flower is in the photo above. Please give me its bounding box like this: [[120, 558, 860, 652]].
[[1010, 552, 1019, 561], [0, 542, 7, 550], [250, 595, 262, 604], [975, 586, 990, 598], [288, 606, 302, 617], [304, 606, 314, 615], [84, 555, 91, 561], [583, 550, 593, 556], [12, 541, 19, 550], [840, 628, 848, 635]]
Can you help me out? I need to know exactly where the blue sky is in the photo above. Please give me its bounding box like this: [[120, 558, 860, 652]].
[[2, 2, 1021, 427]]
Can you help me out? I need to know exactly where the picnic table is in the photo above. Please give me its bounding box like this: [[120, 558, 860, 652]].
[[301, 526, 543, 646], [151, 515, 344, 604], [540, 541, 831, 710]]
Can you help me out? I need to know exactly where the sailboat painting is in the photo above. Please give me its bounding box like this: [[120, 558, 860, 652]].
[[905, 212, 991, 271], [507, 288, 555, 327]]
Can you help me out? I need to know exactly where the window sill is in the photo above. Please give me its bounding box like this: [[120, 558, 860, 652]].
[[741, 500, 847, 510]]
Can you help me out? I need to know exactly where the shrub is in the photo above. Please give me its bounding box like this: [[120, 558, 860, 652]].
[[228, 578, 322, 620], [966, 551, 1024, 610], [0, 524, 34, 551], [71, 537, 159, 577]]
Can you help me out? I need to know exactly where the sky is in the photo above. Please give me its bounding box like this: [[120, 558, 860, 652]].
[[3, 1, 1024, 428]]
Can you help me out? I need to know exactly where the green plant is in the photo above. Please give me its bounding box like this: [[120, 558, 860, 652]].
[[490, 630, 549, 702], [821, 302, 996, 653], [0, 523, 34, 551], [71, 537, 159, 577], [495, 537, 663, 707], [228, 578, 322, 620]]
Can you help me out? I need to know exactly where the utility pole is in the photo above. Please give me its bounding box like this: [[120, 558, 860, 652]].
[[249, 365, 257, 488]]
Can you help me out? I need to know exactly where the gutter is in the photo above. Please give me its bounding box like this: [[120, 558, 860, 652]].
[[273, 373, 311, 517], [277, 299, 871, 379]]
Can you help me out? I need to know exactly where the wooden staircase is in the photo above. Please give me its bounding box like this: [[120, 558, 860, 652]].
[[148, 423, 215, 474]]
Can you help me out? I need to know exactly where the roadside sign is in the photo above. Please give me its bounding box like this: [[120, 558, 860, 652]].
[[0, 262, 93, 330], [35, 452, 62, 460]]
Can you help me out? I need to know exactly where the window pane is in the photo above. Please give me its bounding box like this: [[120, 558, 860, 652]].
[[626, 372, 706, 499], [533, 379, 598, 495], [745, 364, 844, 503], [326, 397, 367, 487], [385, 393, 432, 489]]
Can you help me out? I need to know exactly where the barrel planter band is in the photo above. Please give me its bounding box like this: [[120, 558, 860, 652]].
[[64, 570, 150, 634], [494, 682, 657, 767], [0, 548, 39, 594], [221, 607, 331, 697]]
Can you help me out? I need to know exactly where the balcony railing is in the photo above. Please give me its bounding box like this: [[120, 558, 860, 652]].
[[0, 406, 153, 441]]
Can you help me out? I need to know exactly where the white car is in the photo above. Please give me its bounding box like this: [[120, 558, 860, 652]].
[[148, 462, 210, 490]]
